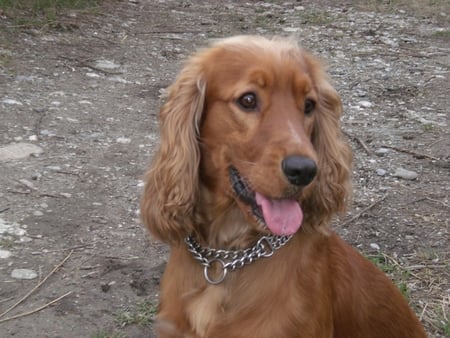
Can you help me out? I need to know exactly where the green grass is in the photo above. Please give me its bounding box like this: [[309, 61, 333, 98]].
[[115, 301, 157, 328], [0, 0, 102, 29], [433, 30, 450, 38], [0, 237, 16, 249], [368, 253, 396, 274], [443, 319, 450, 336], [92, 332, 125, 338], [367, 253, 413, 301]]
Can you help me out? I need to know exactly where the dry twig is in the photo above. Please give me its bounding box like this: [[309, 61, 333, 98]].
[[341, 195, 387, 227], [381, 145, 439, 161], [0, 291, 73, 324], [0, 250, 73, 319], [343, 131, 371, 155]]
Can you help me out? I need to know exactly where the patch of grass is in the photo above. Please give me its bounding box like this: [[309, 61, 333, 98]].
[[443, 319, 450, 336], [115, 301, 157, 328], [0, 0, 102, 29], [0, 237, 16, 249], [367, 253, 413, 301], [92, 332, 125, 338], [433, 30, 450, 38], [422, 123, 434, 132], [368, 253, 397, 274], [298, 11, 334, 25]]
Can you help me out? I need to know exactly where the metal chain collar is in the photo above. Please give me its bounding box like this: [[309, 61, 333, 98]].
[[185, 234, 293, 285]]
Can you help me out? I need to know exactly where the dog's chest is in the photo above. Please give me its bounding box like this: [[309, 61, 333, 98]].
[[185, 285, 226, 337]]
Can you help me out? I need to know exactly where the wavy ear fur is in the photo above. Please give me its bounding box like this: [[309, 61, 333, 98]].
[[141, 60, 205, 244], [303, 55, 352, 227]]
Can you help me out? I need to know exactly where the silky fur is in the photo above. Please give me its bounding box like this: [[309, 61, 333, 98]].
[[141, 36, 426, 338]]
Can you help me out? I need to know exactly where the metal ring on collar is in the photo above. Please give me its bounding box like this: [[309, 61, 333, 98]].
[[203, 258, 228, 285]]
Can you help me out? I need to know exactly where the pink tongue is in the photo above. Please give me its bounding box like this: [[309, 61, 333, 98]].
[[255, 192, 303, 236]]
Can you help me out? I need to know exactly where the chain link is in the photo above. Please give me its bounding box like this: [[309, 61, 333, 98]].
[[185, 234, 293, 284]]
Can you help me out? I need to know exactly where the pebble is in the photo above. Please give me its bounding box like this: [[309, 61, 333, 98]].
[[86, 72, 101, 78], [375, 148, 389, 156], [0, 143, 43, 161], [375, 169, 387, 176], [116, 137, 131, 144], [369, 243, 380, 250], [394, 167, 418, 180], [2, 98, 23, 105], [95, 59, 120, 70], [0, 249, 12, 259], [359, 100, 373, 108], [11, 268, 38, 280]]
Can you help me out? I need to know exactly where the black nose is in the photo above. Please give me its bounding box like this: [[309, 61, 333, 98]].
[[282, 155, 317, 186]]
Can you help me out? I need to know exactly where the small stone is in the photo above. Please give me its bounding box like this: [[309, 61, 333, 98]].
[[370, 243, 380, 250], [116, 137, 131, 144], [394, 168, 418, 180], [33, 210, 44, 216], [60, 193, 72, 198], [0, 249, 12, 259], [11, 268, 38, 280], [86, 72, 100, 78], [2, 98, 23, 105], [95, 59, 120, 70], [282, 27, 300, 32], [0, 143, 43, 161], [359, 100, 373, 108], [375, 148, 389, 156], [376, 169, 387, 176]]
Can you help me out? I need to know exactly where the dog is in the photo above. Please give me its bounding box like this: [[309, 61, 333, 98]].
[[141, 36, 426, 338]]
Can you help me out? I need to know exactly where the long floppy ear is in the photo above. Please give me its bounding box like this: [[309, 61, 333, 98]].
[[141, 60, 206, 244], [304, 55, 352, 227]]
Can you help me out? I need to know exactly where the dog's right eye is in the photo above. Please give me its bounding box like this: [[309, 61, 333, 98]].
[[237, 93, 258, 111]]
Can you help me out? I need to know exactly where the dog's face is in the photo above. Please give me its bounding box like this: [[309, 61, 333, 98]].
[[142, 36, 351, 244], [199, 38, 321, 236]]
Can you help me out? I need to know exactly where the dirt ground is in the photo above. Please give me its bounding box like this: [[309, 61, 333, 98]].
[[0, 0, 448, 337]]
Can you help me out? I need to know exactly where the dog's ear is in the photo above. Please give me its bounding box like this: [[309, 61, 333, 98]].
[[141, 61, 206, 244], [304, 55, 352, 227]]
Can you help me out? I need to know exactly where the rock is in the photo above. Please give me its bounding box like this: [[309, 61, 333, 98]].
[[369, 243, 380, 250], [375, 148, 389, 156], [0, 143, 43, 161], [359, 100, 373, 108], [376, 169, 387, 176], [11, 268, 38, 280], [2, 98, 23, 105], [86, 72, 101, 78], [117, 137, 131, 144], [394, 168, 418, 180], [0, 249, 12, 259], [95, 59, 120, 70]]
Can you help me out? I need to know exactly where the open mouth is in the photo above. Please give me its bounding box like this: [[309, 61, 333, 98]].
[[228, 166, 304, 236]]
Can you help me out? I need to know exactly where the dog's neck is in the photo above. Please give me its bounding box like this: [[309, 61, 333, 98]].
[[197, 204, 261, 250]]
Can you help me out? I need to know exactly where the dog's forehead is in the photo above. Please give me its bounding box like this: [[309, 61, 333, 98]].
[[203, 41, 313, 93]]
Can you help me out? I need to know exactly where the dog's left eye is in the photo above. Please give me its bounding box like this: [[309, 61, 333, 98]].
[[304, 99, 316, 115], [237, 93, 258, 111]]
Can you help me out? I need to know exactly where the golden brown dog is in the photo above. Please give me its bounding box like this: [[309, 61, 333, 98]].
[[141, 36, 426, 338]]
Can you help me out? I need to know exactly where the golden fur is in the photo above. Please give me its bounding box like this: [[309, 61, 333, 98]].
[[141, 36, 426, 338]]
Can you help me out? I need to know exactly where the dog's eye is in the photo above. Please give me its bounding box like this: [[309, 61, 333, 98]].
[[304, 99, 316, 115], [237, 93, 258, 111]]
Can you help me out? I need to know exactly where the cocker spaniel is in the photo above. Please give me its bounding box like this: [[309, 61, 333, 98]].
[[141, 36, 426, 338]]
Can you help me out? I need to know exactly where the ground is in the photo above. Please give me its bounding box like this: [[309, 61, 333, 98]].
[[0, 0, 448, 337]]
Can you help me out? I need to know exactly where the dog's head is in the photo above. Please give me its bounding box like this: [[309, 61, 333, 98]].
[[141, 36, 352, 244]]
